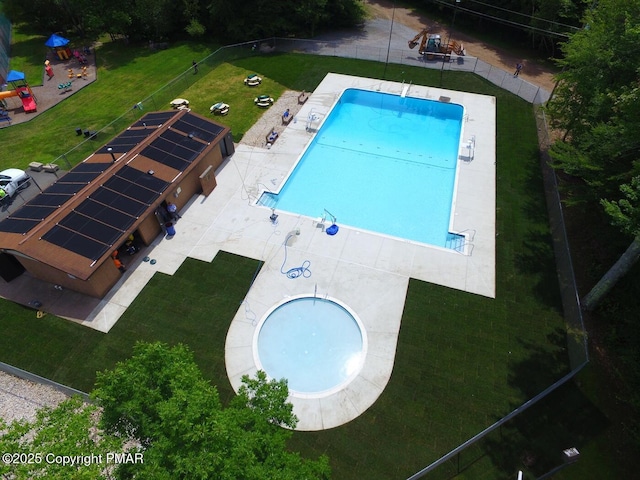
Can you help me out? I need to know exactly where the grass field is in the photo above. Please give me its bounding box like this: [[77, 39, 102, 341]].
[[0, 31, 620, 479]]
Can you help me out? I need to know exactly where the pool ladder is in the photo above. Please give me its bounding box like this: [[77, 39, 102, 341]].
[[306, 109, 322, 132], [447, 229, 476, 255], [464, 135, 476, 161], [401, 81, 412, 98]]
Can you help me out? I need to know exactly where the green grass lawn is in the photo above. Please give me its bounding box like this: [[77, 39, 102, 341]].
[[0, 34, 620, 479]]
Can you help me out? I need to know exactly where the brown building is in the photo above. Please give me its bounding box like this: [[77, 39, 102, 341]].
[[0, 109, 234, 297]]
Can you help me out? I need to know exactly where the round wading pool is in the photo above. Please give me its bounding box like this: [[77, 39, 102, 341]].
[[254, 296, 366, 397]]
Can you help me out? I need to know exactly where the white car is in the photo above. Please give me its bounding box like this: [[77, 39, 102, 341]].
[[0, 168, 31, 198]]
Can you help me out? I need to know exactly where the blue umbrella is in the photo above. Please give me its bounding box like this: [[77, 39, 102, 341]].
[[44, 34, 70, 48], [6, 70, 25, 82]]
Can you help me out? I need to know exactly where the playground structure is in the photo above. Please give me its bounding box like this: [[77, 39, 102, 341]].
[[45, 33, 72, 61], [0, 70, 37, 113]]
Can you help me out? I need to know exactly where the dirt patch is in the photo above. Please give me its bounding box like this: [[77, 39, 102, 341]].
[[365, 0, 557, 92]]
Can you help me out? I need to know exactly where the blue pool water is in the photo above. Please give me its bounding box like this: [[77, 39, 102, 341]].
[[260, 88, 464, 247], [256, 297, 365, 395]]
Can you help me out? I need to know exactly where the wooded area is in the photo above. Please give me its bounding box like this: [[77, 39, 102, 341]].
[[1, 0, 366, 42]]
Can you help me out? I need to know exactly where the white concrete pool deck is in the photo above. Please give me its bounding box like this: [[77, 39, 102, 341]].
[[84, 73, 496, 431]]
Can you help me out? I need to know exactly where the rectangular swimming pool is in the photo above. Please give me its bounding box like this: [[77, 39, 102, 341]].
[[259, 88, 464, 248]]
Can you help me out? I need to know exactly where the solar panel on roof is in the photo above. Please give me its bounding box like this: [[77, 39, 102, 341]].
[[96, 131, 151, 155], [151, 137, 198, 163], [116, 165, 169, 193], [183, 112, 224, 138], [96, 145, 130, 155], [59, 212, 123, 245], [161, 129, 206, 154], [150, 137, 177, 153], [43, 182, 87, 195], [9, 205, 57, 221], [132, 111, 177, 128], [27, 193, 72, 207], [58, 171, 102, 184], [172, 119, 217, 143], [119, 129, 150, 139], [90, 188, 147, 217], [160, 132, 206, 155], [140, 145, 190, 171], [102, 176, 159, 205], [74, 199, 137, 231], [0, 218, 40, 234], [71, 162, 111, 173], [42, 225, 110, 261], [184, 114, 222, 133]]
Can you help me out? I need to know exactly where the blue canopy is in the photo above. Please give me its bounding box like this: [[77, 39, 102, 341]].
[[44, 34, 70, 48], [6, 70, 25, 82]]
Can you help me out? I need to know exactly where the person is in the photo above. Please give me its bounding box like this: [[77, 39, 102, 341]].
[[282, 108, 292, 125], [513, 62, 523, 77], [124, 234, 138, 255], [111, 250, 126, 273], [166, 202, 181, 221], [0, 187, 6, 202], [192, 60, 198, 74], [267, 130, 278, 143]]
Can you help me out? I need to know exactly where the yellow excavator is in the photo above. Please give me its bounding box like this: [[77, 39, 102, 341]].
[[408, 28, 430, 53], [408, 29, 465, 58]]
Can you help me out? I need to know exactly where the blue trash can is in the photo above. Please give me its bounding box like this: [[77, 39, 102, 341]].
[[165, 222, 176, 236]]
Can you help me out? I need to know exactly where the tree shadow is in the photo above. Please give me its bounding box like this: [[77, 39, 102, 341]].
[[475, 329, 609, 477]]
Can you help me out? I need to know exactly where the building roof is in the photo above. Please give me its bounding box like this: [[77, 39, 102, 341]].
[[0, 109, 229, 280]]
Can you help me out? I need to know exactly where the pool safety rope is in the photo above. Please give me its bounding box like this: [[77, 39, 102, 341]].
[[281, 233, 312, 279]]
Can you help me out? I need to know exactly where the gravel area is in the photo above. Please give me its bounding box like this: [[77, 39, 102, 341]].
[[239, 90, 306, 148], [0, 371, 67, 424]]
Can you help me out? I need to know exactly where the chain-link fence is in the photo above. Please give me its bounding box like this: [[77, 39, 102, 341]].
[[271, 37, 548, 104]]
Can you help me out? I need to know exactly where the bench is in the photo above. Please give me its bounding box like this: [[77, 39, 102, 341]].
[[298, 91, 309, 104], [29, 162, 44, 172], [43, 163, 59, 173], [282, 112, 293, 125], [265, 130, 279, 146]]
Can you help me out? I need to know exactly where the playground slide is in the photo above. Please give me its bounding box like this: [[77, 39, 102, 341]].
[[0, 90, 19, 100], [15, 87, 36, 113]]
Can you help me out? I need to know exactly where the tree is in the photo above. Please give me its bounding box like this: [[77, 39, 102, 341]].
[[546, 0, 640, 308], [92, 341, 330, 479], [582, 177, 640, 310], [0, 396, 127, 479], [204, 0, 365, 42], [547, 0, 640, 194]]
